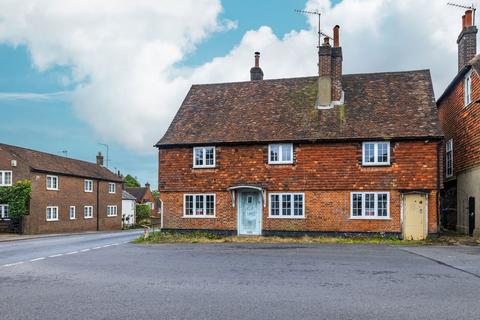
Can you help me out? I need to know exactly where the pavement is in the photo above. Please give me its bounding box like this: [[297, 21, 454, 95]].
[[0, 235, 479, 320]]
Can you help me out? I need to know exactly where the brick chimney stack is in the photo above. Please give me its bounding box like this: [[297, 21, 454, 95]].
[[96, 152, 104, 166], [458, 9, 477, 71], [250, 52, 264, 81], [317, 25, 343, 108]]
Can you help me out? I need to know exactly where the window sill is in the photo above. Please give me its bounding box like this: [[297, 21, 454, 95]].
[[268, 162, 294, 165], [46, 219, 59, 222], [46, 188, 59, 191], [192, 166, 216, 169], [349, 217, 391, 221], [361, 163, 391, 167], [84, 190, 93, 193], [107, 215, 118, 218], [182, 215, 216, 219], [84, 217, 93, 219], [268, 216, 305, 219]]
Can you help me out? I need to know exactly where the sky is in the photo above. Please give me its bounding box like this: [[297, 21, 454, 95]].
[[0, 0, 471, 189]]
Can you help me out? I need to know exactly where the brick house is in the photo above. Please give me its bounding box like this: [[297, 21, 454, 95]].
[[156, 25, 443, 239], [437, 10, 480, 237], [125, 182, 157, 217], [0, 143, 123, 234]]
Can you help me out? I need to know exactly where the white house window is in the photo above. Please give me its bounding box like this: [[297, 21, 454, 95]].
[[84, 206, 93, 219], [350, 192, 390, 219], [107, 205, 118, 217], [46, 206, 59, 221], [0, 171, 12, 186], [84, 180, 93, 192], [362, 142, 390, 166], [268, 144, 293, 164], [464, 70, 472, 106], [108, 183, 116, 194], [193, 146, 215, 168], [46, 175, 59, 190], [69, 206, 76, 220], [269, 193, 304, 218], [0, 204, 9, 219], [184, 194, 215, 217], [446, 139, 453, 178]]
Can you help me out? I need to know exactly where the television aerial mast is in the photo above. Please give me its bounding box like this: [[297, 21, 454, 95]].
[[447, 2, 476, 25]]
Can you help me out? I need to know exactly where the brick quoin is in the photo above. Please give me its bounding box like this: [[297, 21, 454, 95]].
[[158, 141, 440, 235]]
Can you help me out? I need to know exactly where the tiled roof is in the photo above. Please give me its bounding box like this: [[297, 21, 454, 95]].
[[156, 70, 443, 146], [0, 143, 123, 182], [125, 187, 147, 203], [438, 54, 480, 104], [122, 190, 137, 201]]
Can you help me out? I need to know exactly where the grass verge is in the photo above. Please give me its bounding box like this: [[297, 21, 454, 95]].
[[133, 231, 474, 246]]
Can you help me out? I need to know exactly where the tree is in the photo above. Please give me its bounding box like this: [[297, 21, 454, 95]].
[[124, 174, 140, 188]]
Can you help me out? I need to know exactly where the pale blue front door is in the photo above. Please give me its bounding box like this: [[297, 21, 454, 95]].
[[238, 192, 262, 235]]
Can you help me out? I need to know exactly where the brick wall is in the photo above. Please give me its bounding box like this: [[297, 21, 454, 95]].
[[158, 140, 440, 234]]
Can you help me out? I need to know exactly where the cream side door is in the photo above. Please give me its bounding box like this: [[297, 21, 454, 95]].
[[403, 194, 427, 240]]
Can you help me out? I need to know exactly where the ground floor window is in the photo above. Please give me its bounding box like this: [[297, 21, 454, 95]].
[[184, 194, 215, 217], [84, 206, 93, 219], [46, 206, 59, 221], [0, 204, 9, 219], [69, 206, 76, 220], [269, 193, 304, 218], [351, 192, 390, 219], [107, 205, 118, 217]]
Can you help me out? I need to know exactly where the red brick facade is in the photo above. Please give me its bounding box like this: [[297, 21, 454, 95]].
[[158, 140, 440, 235]]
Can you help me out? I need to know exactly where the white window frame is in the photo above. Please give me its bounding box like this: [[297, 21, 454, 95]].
[[268, 144, 294, 164], [193, 146, 216, 168], [183, 194, 216, 218], [108, 182, 116, 194], [69, 206, 76, 220], [464, 70, 472, 106], [46, 206, 59, 221], [0, 171, 12, 186], [84, 179, 93, 192], [107, 205, 118, 217], [46, 175, 59, 190], [362, 141, 391, 166], [84, 206, 93, 219], [268, 192, 305, 219], [0, 204, 9, 219], [446, 139, 453, 178], [350, 192, 390, 220]]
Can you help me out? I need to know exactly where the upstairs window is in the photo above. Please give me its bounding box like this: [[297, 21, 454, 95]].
[[193, 146, 215, 168], [0, 204, 9, 219], [184, 194, 215, 217], [0, 171, 12, 186], [46, 175, 59, 190], [84, 180, 93, 192], [108, 183, 116, 194], [351, 192, 389, 219], [362, 142, 390, 166], [446, 139, 453, 178], [268, 144, 293, 164], [464, 70, 472, 106]]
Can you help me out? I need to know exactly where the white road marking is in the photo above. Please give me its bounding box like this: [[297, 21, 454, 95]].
[[102, 244, 112, 248], [30, 257, 46, 262], [49, 254, 63, 258], [66, 251, 78, 255], [92, 247, 102, 250], [3, 261, 24, 267], [80, 249, 90, 252]]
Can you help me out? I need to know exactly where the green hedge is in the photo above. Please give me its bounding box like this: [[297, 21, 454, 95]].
[[136, 204, 151, 222], [0, 180, 32, 218]]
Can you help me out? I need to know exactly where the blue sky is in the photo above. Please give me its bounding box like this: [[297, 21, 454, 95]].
[[0, 0, 462, 189]]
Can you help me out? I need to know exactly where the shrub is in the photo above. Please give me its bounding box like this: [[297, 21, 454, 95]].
[[136, 204, 151, 223], [0, 180, 32, 218]]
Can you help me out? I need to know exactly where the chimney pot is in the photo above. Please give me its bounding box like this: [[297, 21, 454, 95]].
[[323, 36, 331, 47], [250, 51, 264, 81], [462, 15, 466, 29], [145, 182, 150, 189], [96, 152, 104, 166], [465, 10, 473, 28], [333, 25, 340, 47]]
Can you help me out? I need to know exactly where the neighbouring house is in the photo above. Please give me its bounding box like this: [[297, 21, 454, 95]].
[[155, 24, 443, 240], [125, 183, 157, 217], [437, 9, 480, 237], [122, 190, 137, 227], [0, 144, 123, 234]]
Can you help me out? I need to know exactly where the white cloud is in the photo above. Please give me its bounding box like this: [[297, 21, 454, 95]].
[[0, 0, 468, 151], [0, 91, 69, 101]]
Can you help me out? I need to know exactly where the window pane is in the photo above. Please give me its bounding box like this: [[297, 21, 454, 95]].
[[205, 148, 214, 166], [377, 194, 388, 217], [352, 194, 362, 216], [281, 144, 292, 162], [377, 143, 388, 163], [364, 143, 375, 163], [4, 172, 11, 185], [270, 145, 279, 162], [195, 195, 205, 216], [206, 195, 215, 215], [293, 194, 303, 216], [4, 205, 8, 218], [282, 194, 291, 216], [270, 195, 280, 216], [195, 148, 204, 166], [185, 195, 193, 215], [365, 194, 375, 216]]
